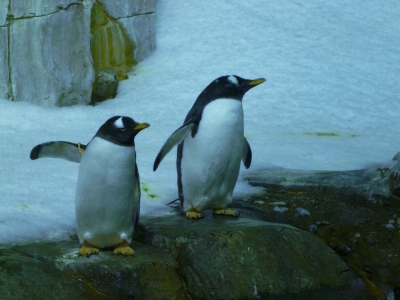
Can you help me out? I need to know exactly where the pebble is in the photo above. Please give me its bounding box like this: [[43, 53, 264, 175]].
[[349, 237, 357, 244], [295, 207, 310, 217], [364, 236, 377, 245], [388, 219, 395, 225], [385, 223, 395, 230], [253, 200, 265, 205], [309, 224, 318, 233], [273, 206, 288, 213], [337, 244, 353, 256], [270, 201, 286, 206], [316, 220, 330, 226]]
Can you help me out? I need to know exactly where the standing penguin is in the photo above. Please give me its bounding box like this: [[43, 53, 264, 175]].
[[30, 116, 149, 256], [153, 75, 265, 219]]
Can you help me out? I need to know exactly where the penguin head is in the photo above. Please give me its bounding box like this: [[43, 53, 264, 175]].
[[95, 116, 150, 146], [200, 75, 266, 101]]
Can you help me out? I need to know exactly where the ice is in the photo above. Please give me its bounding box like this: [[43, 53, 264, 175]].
[[0, 0, 399, 244]]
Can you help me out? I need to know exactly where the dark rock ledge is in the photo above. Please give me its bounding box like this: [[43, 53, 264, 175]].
[[4, 153, 399, 299], [0, 213, 369, 299]]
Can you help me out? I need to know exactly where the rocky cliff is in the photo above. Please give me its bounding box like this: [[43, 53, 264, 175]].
[[0, 0, 156, 106]]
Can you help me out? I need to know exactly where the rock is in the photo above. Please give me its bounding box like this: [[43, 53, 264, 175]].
[[1, 0, 156, 106], [99, 0, 156, 18], [238, 161, 400, 296], [245, 158, 400, 202], [296, 207, 311, 217], [90, 70, 119, 104], [270, 201, 286, 206], [316, 220, 330, 226], [99, 0, 156, 63], [273, 206, 288, 213], [140, 214, 364, 299], [0, 2, 6, 25], [0, 27, 8, 99], [119, 12, 156, 63], [253, 200, 265, 205], [384, 223, 395, 230], [0, 247, 99, 299], [0, 214, 368, 299], [336, 244, 353, 256], [8, 2, 94, 106], [364, 236, 378, 245], [309, 224, 318, 233], [8, 0, 79, 18], [1, 240, 184, 300]]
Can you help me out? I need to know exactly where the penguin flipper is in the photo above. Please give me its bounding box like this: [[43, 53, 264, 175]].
[[30, 141, 87, 163], [133, 163, 141, 230], [153, 120, 195, 171], [242, 137, 252, 169]]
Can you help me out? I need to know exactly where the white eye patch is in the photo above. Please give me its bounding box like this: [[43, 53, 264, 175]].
[[114, 117, 124, 128], [227, 75, 238, 86]]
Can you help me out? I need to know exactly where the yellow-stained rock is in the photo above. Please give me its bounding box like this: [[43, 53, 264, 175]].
[[90, 1, 136, 81]]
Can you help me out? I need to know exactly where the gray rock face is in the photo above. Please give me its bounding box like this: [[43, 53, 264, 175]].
[[9, 3, 94, 106], [0, 0, 156, 106], [99, 0, 156, 17], [0, 214, 368, 299], [0, 27, 8, 99], [119, 12, 156, 63], [98, 0, 157, 63]]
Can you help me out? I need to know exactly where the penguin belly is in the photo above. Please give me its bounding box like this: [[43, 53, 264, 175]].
[[75, 137, 137, 248], [181, 99, 244, 212]]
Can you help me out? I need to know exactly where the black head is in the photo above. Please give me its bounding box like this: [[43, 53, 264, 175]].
[[198, 75, 266, 102], [95, 116, 150, 146]]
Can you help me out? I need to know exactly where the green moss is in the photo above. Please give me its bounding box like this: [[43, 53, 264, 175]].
[[140, 182, 158, 199], [302, 132, 359, 138], [19, 204, 35, 211], [304, 132, 340, 137]]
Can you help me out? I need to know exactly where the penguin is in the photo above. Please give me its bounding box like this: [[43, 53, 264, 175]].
[[30, 116, 149, 256], [153, 75, 265, 219]]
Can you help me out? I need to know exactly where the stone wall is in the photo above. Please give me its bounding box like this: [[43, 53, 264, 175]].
[[0, 0, 156, 106]]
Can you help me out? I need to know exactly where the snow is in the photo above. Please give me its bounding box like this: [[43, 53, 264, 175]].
[[1, 0, 399, 244]]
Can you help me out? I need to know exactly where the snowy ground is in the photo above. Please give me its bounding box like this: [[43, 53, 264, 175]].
[[1, 0, 399, 244]]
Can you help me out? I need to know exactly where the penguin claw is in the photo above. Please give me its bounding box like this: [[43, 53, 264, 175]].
[[113, 241, 135, 256], [213, 208, 240, 217], [78, 242, 99, 257], [186, 211, 203, 219]]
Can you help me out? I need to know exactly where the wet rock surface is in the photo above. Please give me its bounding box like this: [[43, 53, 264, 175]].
[[241, 160, 400, 299], [0, 214, 368, 299]]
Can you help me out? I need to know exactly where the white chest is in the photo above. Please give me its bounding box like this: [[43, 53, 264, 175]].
[[75, 137, 137, 248], [181, 99, 245, 210], [196, 99, 243, 143], [78, 137, 136, 188]]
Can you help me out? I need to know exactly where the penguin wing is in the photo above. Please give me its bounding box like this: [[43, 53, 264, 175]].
[[242, 137, 252, 169], [153, 119, 195, 171], [30, 141, 87, 163], [133, 163, 141, 230]]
